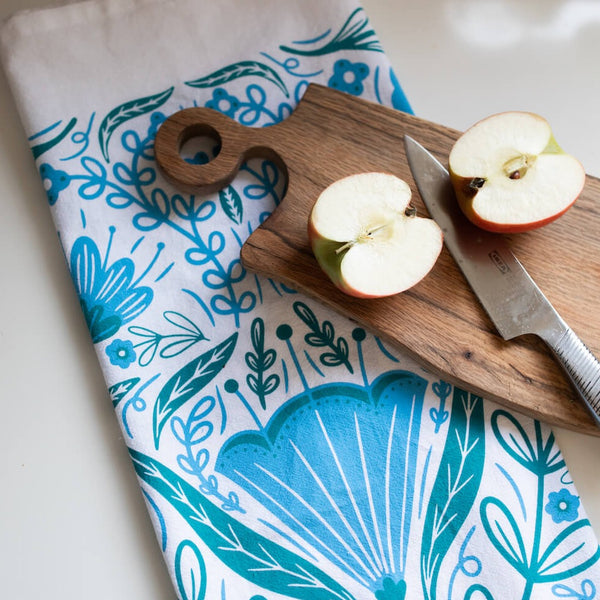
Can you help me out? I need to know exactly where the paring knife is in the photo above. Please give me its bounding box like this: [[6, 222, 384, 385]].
[[404, 135, 600, 427]]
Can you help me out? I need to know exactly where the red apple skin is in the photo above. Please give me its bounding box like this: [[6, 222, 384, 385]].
[[450, 173, 585, 234]]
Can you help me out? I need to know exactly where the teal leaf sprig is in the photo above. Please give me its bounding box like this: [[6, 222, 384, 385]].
[[430, 379, 451, 433], [478, 411, 600, 599], [185, 60, 289, 98], [293, 301, 352, 373], [130, 449, 355, 600], [421, 389, 485, 599], [98, 86, 173, 162], [280, 8, 382, 56], [152, 332, 238, 449], [171, 394, 242, 513], [245, 318, 280, 409], [129, 310, 208, 367]]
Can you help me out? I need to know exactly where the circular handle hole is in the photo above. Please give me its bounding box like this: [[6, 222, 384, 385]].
[[178, 124, 222, 166]]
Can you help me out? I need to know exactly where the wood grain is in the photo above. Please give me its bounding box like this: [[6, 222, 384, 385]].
[[154, 83, 600, 436]]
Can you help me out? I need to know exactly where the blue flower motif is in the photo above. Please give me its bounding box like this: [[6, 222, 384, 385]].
[[205, 88, 241, 118], [328, 59, 369, 96], [545, 488, 580, 524], [106, 339, 136, 369], [39, 163, 71, 205], [70, 234, 154, 343]]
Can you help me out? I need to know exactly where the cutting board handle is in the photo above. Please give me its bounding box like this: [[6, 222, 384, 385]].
[[154, 107, 288, 195]]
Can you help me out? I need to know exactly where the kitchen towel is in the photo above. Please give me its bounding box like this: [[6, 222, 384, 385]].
[[2, 1, 599, 598]]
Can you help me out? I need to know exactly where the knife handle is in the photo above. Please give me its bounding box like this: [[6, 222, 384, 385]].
[[546, 327, 600, 427]]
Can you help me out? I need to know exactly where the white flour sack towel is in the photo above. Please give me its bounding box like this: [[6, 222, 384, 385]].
[[2, 0, 600, 598]]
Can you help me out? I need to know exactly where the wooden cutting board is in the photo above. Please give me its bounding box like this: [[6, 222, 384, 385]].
[[155, 83, 600, 436]]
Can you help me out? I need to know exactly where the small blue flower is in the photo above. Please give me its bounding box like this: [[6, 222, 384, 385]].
[[39, 163, 71, 205], [545, 488, 580, 524], [205, 88, 241, 118], [328, 59, 370, 96], [106, 339, 136, 369]]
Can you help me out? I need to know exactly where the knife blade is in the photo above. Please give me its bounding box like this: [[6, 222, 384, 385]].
[[404, 134, 600, 427]]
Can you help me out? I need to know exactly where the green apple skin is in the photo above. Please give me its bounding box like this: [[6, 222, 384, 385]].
[[449, 115, 585, 234], [308, 220, 373, 298]]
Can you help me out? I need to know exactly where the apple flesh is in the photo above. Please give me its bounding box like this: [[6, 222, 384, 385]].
[[308, 172, 443, 298], [449, 111, 585, 233]]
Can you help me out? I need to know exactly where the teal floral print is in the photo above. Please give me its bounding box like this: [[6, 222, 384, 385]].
[[98, 86, 173, 162], [106, 339, 136, 368], [39, 163, 70, 205], [546, 489, 581, 524], [329, 59, 369, 95], [280, 7, 382, 56], [27, 3, 599, 599], [205, 87, 241, 117], [187, 60, 289, 97]]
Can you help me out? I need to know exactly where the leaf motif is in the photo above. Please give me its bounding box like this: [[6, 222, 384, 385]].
[[247, 373, 259, 394], [305, 332, 328, 347], [218, 185, 243, 224], [492, 410, 565, 476], [130, 449, 355, 600], [320, 352, 343, 367], [279, 8, 382, 56], [251, 317, 265, 351], [160, 336, 205, 359], [164, 311, 204, 336], [186, 60, 289, 97], [245, 352, 259, 371], [109, 377, 140, 407], [480, 497, 528, 575], [491, 410, 537, 471], [98, 86, 173, 162], [536, 519, 600, 582], [294, 301, 352, 373], [245, 317, 279, 409], [174, 540, 207, 600], [31, 117, 77, 159], [152, 333, 238, 449], [421, 388, 486, 598], [263, 373, 280, 394], [336, 337, 349, 360], [322, 321, 335, 343], [293, 301, 320, 330], [262, 348, 276, 370]]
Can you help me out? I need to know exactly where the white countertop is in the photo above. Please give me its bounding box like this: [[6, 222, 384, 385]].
[[1, 0, 599, 598]]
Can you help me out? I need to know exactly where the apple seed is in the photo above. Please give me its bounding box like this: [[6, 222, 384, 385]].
[[469, 177, 486, 190], [503, 154, 536, 180]]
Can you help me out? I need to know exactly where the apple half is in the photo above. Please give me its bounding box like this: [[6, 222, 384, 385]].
[[449, 111, 586, 233], [308, 172, 443, 298]]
